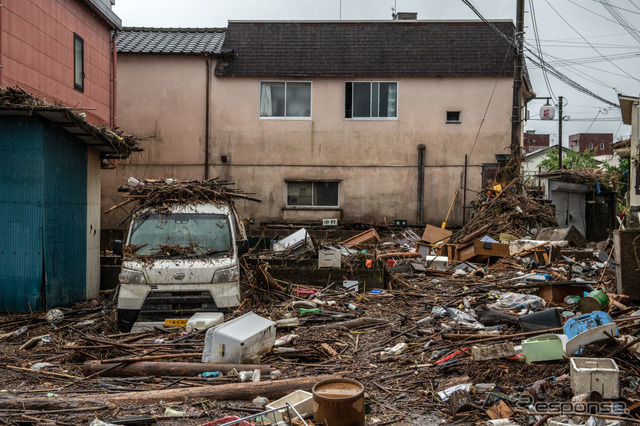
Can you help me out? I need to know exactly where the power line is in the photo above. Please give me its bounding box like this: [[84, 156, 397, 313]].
[[544, 0, 640, 83], [525, 52, 619, 107], [529, 0, 556, 100], [589, 0, 640, 15], [597, 0, 640, 45], [458, 0, 620, 108]]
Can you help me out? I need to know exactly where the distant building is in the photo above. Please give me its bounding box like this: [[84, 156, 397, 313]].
[[569, 133, 613, 155], [523, 131, 550, 153]]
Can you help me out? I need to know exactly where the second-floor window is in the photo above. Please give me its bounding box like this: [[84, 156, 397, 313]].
[[345, 82, 397, 119], [260, 82, 311, 118], [73, 34, 84, 92]]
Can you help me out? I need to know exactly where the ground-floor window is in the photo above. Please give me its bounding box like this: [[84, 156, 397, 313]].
[[286, 181, 339, 207]]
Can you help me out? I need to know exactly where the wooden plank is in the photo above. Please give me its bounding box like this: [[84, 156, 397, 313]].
[[341, 228, 380, 248], [422, 224, 452, 244]]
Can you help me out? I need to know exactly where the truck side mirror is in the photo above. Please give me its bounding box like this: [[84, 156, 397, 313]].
[[113, 239, 123, 256], [238, 239, 249, 255]]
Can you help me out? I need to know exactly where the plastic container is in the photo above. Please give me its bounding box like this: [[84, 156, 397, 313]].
[[563, 311, 618, 355], [577, 290, 609, 314], [570, 357, 619, 399], [185, 312, 224, 333], [312, 378, 365, 426], [266, 390, 313, 422], [519, 308, 562, 332], [202, 312, 276, 364], [521, 333, 568, 362]]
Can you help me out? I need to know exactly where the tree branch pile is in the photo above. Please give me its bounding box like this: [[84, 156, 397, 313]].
[[452, 178, 558, 243]]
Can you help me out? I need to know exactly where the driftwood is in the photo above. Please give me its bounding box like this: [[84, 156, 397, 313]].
[[84, 361, 274, 377], [0, 375, 339, 410], [314, 317, 390, 330]]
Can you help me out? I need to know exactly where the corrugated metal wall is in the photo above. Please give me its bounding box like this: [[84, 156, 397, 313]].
[[0, 116, 89, 312], [86, 147, 101, 299], [0, 116, 45, 312], [42, 122, 87, 308]]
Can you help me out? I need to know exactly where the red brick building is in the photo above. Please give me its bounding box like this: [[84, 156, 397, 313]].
[[569, 133, 613, 155], [0, 0, 121, 126], [523, 130, 550, 153]]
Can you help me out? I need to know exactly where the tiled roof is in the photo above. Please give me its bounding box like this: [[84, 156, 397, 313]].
[[216, 20, 517, 77], [117, 28, 226, 54]]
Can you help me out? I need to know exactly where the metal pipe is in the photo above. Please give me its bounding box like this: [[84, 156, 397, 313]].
[[0, 2, 4, 85], [417, 144, 425, 225], [204, 54, 211, 179], [462, 154, 468, 226], [111, 30, 118, 128]]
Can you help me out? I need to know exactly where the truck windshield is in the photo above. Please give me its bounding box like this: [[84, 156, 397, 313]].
[[128, 213, 232, 257]]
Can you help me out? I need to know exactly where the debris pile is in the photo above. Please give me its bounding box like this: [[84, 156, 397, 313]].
[[453, 178, 558, 243], [0, 85, 141, 156], [108, 177, 261, 218], [2, 185, 639, 425]]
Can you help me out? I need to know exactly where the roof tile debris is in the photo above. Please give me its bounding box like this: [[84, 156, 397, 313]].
[[117, 27, 226, 54]]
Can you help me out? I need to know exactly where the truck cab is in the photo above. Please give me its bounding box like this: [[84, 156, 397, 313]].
[[116, 203, 247, 332]]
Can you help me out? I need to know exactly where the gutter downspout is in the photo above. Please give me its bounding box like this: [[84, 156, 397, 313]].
[[204, 53, 211, 179], [417, 144, 425, 225], [0, 2, 4, 85], [111, 30, 118, 128]]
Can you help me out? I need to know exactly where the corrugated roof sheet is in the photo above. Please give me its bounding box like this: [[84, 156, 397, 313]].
[[216, 20, 518, 77], [117, 27, 226, 54]]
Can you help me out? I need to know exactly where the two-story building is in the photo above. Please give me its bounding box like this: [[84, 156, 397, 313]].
[[103, 18, 534, 234], [0, 0, 136, 312]]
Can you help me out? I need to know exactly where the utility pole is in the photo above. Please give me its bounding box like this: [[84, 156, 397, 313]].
[[558, 95, 563, 169], [510, 0, 525, 172]]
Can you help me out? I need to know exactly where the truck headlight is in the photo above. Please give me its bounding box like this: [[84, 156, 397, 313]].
[[119, 268, 147, 284], [212, 266, 239, 283]]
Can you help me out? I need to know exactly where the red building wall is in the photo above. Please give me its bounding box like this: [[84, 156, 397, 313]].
[[523, 132, 550, 153], [0, 0, 113, 125], [568, 133, 613, 155]]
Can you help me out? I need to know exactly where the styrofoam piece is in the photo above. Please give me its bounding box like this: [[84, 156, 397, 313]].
[[570, 357, 619, 399], [273, 228, 313, 252], [202, 312, 276, 364], [185, 312, 224, 333], [266, 390, 313, 422], [425, 256, 449, 271], [521, 333, 568, 362], [318, 248, 341, 268]]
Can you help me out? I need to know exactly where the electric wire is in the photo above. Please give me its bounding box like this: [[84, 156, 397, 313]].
[[544, 0, 640, 83], [590, 0, 640, 15], [597, 0, 640, 45], [529, 0, 556, 100], [460, 0, 620, 108]]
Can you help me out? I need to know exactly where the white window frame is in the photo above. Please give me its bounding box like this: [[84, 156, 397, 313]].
[[259, 81, 312, 120], [588, 143, 594, 150], [285, 181, 340, 208], [344, 81, 398, 121], [600, 143, 605, 150]]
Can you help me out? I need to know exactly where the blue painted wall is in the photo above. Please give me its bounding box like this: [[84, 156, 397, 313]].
[[0, 116, 87, 312]]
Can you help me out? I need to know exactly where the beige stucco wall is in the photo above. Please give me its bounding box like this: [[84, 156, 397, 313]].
[[103, 54, 515, 229], [101, 54, 209, 229], [210, 76, 512, 226]]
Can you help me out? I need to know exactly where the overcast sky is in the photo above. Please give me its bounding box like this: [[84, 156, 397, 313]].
[[112, 0, 640, 146]]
